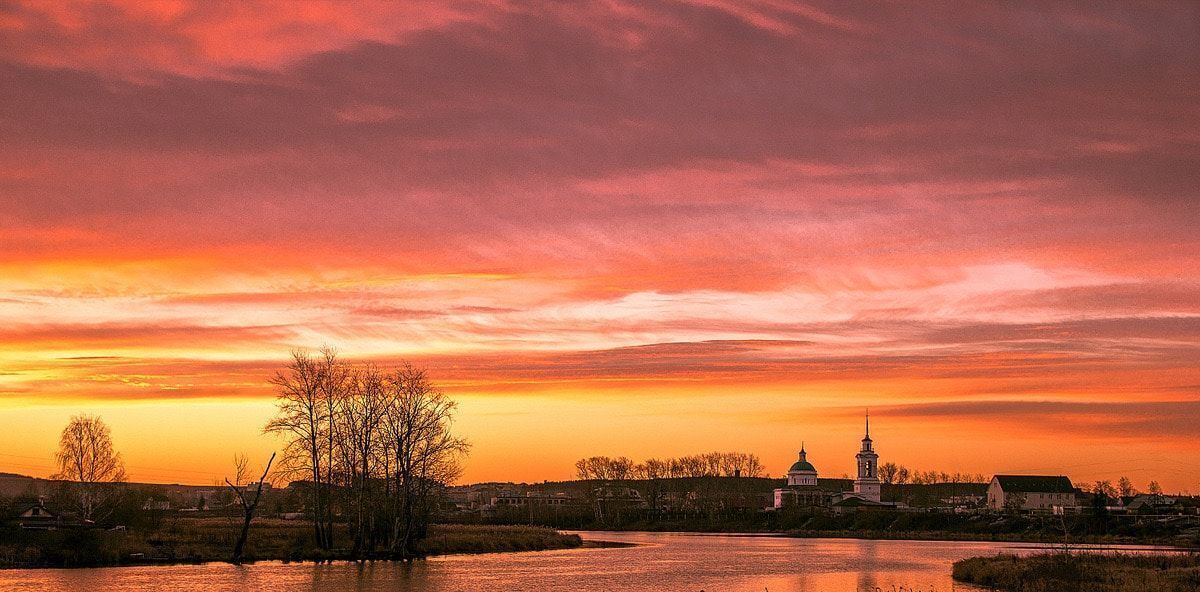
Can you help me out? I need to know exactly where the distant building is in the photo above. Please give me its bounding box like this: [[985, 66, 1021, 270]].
[[593, 486, 645, 521], [851, 413, 881, 503], [831, 495, 895, 514], [774, 414, 900, 509], [142, 498, 172, 511], [939, 494, 985, 512], [832, 413, 903, 510], [14, 498, 60, 530], [246, 482, 272, 493], [987, 475, 1078, 513], [488, 492, 576, 509], [1123, 493, 1178, 513], [773, 445, 825, 508]]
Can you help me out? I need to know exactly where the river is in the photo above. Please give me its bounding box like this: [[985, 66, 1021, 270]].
[[0, 531, 1176, 591]]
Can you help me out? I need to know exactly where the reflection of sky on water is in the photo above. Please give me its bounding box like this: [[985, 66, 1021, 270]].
[[2, 531, 1179, 592]]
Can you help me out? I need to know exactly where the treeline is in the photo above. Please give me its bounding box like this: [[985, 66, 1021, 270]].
[[265, 348, 468, 559], [1090, 477, 1161, 499], [574, 452, 766, 480], [573, 455, 986, 484], [878, 463, 987, 485]]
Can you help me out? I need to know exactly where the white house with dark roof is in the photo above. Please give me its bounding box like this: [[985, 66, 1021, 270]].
[[987, 475, 1079, 513]]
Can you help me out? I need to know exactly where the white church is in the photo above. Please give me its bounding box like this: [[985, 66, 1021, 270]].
[[773, 413, 900, 510]]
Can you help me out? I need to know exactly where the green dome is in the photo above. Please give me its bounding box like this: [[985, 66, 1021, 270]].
[[789, 460, 817, 473]]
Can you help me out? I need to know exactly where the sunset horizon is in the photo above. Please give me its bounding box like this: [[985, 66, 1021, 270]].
[[2, 0, 1197, 498]]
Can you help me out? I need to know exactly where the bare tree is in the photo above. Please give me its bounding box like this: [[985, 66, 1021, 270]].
[[577, 451, 766, 480], [225, 452, 276, 563], [338, 364, 388, 555], [879, 462, 898, 484], [316, 347, 349, 548], [1093, 480, 1117, 499], [740, 453, 766, 478], [264, 349, 336, 550], [635, 458, 669, 480], [267, 351, 468, 558], [609, 457, 635, 481], [580, 456, 615, 480], [1118, 476, 1137, 498], [53, 414, 126, 522], [381, 364, 469, 557], [715, 452, 765, 477]]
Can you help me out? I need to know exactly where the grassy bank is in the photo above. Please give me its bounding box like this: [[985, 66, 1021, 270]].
[[547, 510, 1199, 548], [414, 525, 582, 555], [952, 552, 1200, 592], [575, 524, 1195, 548], [782, 528, 1195, 547], [0, 520, 581, 568]]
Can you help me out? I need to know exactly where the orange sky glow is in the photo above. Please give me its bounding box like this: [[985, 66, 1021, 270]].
[[1, 1, 1197, 492]]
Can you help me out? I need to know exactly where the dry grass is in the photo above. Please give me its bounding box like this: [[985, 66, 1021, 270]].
[[415, 524, 582, 555], [0, 519, 581, 567], [952, 552, 1200, 592]]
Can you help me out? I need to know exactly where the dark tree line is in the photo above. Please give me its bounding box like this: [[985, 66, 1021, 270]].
[[265, 348, 468, 558], [877, 463, 987, 485], [574, 452, 767, 480]]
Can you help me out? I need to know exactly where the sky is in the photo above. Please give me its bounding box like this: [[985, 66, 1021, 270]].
[[0, 1, 1197, 491]]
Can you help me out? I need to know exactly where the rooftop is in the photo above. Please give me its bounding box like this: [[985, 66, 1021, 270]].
[[992, 475, 1075, 493]]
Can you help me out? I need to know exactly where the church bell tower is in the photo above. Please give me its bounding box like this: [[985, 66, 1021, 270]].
[[853, 411, 881, 502]]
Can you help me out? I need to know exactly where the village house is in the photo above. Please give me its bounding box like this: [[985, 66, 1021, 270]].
[[987, 475, 1079, 514], [487, 492, 576, 509], [6, 497, 61, 530], [1123, 493, 1180, 514], [142, 494, 172, 511]]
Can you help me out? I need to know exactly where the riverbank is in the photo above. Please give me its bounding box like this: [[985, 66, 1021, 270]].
[[562, 522, 1198, 549], [952, 552, 1200, 591], [0, 521, 582, 568], [782, 528, 1197, 548], [571, 526, 1198, 550], [534, 509, 1200, 548]]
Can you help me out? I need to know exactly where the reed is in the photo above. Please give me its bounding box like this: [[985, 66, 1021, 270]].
[[952, 551, 1200, 592], [0, 520, 582, 568]]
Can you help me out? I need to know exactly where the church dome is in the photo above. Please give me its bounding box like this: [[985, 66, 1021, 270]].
[[789, 460, 817, 473], [789, 445, 817, 474]]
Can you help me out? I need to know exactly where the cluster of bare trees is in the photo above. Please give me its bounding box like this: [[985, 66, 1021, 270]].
[[574, 452, 766, 481], [265, 348, 469, 558], [1094, 477, 1161, 499], [53, 414, 127, 522], [877, 463, 987, 485]]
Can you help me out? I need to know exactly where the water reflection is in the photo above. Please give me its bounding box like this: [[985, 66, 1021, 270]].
[[0, 532, 1176, 592]]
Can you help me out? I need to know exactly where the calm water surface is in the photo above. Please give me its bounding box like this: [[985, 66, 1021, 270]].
[[0, 532, 1175, 592]]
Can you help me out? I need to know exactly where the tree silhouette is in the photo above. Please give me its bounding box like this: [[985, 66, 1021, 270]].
[[53, 414, 126, 521]]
